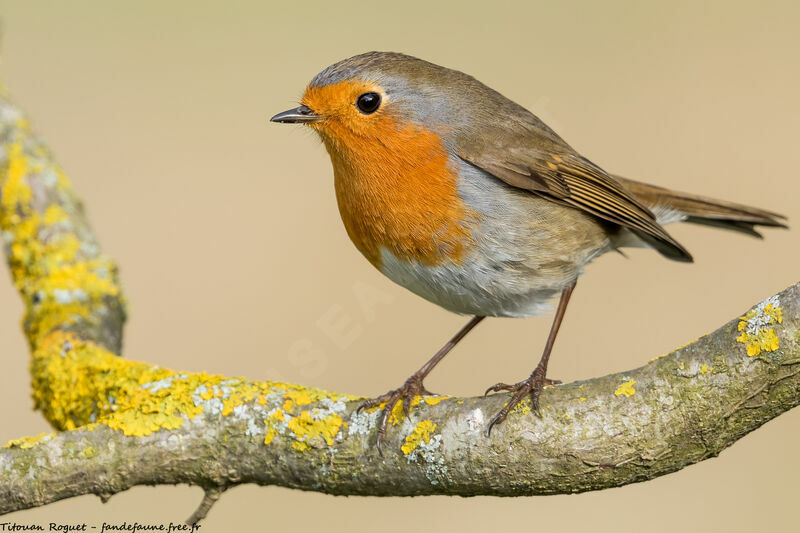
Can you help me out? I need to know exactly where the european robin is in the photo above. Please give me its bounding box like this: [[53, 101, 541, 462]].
[[272, 51, 786, 454]]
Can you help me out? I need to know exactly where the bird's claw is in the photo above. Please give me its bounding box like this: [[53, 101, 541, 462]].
[[485, 377, 561, 395], [356, 374, 433, 456], [484, 366, 560, 436], [484, 382, 514, 396]]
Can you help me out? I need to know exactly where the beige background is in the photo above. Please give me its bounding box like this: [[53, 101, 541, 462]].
[[1, 1, 799, 531]]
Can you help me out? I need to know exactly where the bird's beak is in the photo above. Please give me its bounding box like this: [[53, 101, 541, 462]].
[[270, 105, 321, 124]]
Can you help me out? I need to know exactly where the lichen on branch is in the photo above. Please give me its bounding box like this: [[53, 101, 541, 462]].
[[0, 99, 124, 353]]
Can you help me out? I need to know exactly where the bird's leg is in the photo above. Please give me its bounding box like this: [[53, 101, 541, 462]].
[[358, 315, 485, 456], [485, 280, 577, 436]]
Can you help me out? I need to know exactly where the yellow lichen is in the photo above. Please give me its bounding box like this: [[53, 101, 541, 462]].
[[740, 329, 780, 356], [281, 386, 356, 415], [24, 322, 360, 441], [82, 445, 97, 458], [614, 379, 636, 397], [32, 332, 350, 442], [700, 365, 713, 374], [512, 398, 532, 415], [423, 396, 449, 406], [1, 136, 124, 347], [29, 331, 301, 438], [4, 432, 52, 449], [287, 410, 343, 448], [387, 395, 423, 426], [43, 204, 68, 225], [401, 420, 437, 455], [32, 332, 197, 434], [674, 338, 701, 352], [263, 408, 286, 445], [219, 381, 270, 416], [736, 299, 782, 357], [282, 388, 315, 411], [1, 142, 32, 215]]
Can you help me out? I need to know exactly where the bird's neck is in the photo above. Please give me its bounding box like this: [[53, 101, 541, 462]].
[[319, 123, 474, 269]]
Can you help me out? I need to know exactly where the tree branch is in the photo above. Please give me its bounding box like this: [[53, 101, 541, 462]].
[[2, 87, 799, 517], [186, 488, 223, 525]]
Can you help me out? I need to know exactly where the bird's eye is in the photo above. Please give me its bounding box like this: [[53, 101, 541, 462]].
[[356, 92, 381, 114]]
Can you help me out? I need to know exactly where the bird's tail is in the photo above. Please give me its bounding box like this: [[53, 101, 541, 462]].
[[614, 175, 788, 238]]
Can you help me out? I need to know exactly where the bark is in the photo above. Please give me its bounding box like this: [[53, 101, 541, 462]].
[[1, 89, 799, 517]]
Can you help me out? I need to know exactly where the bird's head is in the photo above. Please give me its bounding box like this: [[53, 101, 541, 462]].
[[270, 51, 492, 158]]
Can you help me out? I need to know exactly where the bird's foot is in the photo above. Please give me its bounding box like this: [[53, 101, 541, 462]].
[[484, 365, 560, 436], [356, 373, 433, 456]]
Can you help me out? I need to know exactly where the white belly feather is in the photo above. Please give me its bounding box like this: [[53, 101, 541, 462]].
[[377, 162, 612, 317]]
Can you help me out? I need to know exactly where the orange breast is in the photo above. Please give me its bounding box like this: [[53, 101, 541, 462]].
[[300, 80, 476, 269], [317, 113, 474, 269]]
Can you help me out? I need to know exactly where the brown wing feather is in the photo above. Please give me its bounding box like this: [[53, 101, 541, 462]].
[[458, 148, 693, 262]]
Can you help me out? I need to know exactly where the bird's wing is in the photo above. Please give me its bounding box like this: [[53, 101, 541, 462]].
[[457, 136, 693, 262]]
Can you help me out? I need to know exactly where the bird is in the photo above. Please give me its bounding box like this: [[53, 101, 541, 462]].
[[271, 51, 787, 454]]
